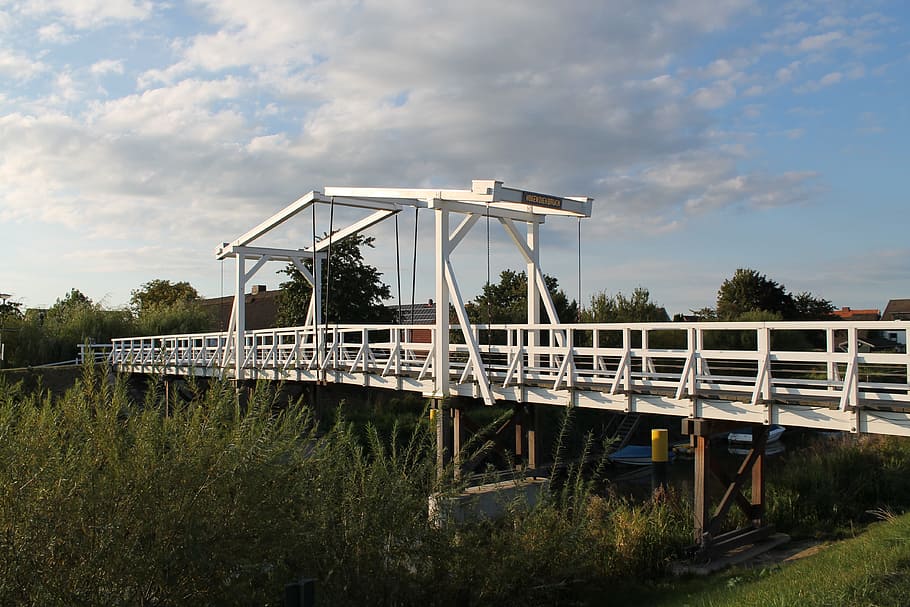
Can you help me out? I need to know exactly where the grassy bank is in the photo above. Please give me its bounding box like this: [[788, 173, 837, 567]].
[[645, 511, 910, 607], [0, 365, 693, 606], [4, 365, 910, 605]]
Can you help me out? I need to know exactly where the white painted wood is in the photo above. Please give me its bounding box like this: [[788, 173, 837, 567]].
[[434, 207, 450, 398], [219, 191, 319, 255], [305, 209, 398, 253]]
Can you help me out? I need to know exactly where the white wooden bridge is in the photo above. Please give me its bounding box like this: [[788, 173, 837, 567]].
[[107, 179, 910, 438], [107, 178, 910, 552], [110, 319, 910, 436]]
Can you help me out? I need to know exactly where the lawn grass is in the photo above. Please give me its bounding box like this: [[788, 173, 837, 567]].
[[643, 511, 910, 607]]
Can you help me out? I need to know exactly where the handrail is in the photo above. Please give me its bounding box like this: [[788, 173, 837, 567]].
[[105, 320, 910, 435]]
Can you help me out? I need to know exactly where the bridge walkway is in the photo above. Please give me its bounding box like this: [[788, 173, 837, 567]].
[[109, 319, 910, 437]]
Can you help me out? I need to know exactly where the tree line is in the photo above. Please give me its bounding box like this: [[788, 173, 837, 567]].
[[1, 234, 836, 367]]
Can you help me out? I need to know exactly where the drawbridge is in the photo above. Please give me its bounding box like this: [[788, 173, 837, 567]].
[[108, 179, 910, 554]]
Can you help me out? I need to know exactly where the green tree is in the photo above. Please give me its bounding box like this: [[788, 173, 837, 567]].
[[716, 268, 835, 321], [130, 280, 201, 314], [9, 289, 133, 366], [792, 291, 835, 320], [580, 287, 669, 323], [0, 298, 22, 322], [277, 234, 393, 325], [685, 307, 718, 321], [129, 280, 212, 336], [466, 269, 577, 324], [716, 268, 795, 320]]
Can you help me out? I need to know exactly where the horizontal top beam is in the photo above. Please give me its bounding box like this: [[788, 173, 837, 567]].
[[216, 244, 327, 262], [325, 179, 593, 218]]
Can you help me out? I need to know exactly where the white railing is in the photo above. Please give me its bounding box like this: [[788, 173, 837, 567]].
[[109, 321, 910, 434], [77, 343, 113, 365]]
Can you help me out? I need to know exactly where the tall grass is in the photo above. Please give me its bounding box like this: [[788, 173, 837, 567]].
[[767, 434, 910, 537], [0, 367, 693, 605]]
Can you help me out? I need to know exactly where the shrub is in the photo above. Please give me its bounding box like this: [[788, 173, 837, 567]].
[[0, 368, 695, 605]]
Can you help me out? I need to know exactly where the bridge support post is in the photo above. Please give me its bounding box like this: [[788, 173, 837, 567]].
[[434, 399, 453, 475], [513, 404, 539, 471], [683, 418, 773, 556]]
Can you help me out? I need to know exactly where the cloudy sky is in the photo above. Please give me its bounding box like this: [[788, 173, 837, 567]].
[[0, 0, 907, 315]]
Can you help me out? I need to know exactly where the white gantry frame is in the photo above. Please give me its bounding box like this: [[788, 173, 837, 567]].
[[214, 179, 593, 403]]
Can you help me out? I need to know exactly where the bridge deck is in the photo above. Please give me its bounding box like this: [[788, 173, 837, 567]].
[[109, 321, 910, 437]]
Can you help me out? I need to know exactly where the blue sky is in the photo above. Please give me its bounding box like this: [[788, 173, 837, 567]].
[[0, 0, 907, 316]]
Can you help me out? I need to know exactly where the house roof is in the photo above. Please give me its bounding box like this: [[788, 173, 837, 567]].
[[832, 307, 880, 321], [883, 299, 910, 321], [387, 301, 436, 324], [200, 288, 281, 331]]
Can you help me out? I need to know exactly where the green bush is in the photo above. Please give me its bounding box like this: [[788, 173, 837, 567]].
[[0, 368, 694, 605], [767, 434, 910, 536]]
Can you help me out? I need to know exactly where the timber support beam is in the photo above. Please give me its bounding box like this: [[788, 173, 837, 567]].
[[683, 418, 772, 557]]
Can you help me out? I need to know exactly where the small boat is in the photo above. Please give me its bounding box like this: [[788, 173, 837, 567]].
[[728, 441, 786, 457], [727, 425, 785, 445], [609, 445, 675, 466]]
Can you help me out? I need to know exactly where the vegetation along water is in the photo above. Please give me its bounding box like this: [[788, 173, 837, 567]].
[[2, 364, 910, 605]]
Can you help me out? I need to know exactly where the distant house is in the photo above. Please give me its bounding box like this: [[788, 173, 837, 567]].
[[200, 285, 281, 331], [387, 300, 436, 346], [832, 307, 880, 321], [881, 299, 910, 347], [837, 334, 903, 353]]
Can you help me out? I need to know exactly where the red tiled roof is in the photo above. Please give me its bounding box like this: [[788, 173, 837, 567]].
[[832, 307, 880, 320]]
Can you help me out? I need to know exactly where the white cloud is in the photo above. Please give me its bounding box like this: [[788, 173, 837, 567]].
[[0, 49, 45, 79], [798, 31, 844, 51], [857, 111, 884, 135], [90, 59, 124, 76], [18, 0, 153, 29], [0, 10, 11, 31], [692, 81, 737, 109], [776, 61, 801, 83], [593, 151, 819, 232], [37, 22, 74, 43], [795, 71, 844, 93], [3, 0, 858, 307]]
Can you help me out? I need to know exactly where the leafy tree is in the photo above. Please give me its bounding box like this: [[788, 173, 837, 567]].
[[716, 268, 835, 321], [128, 280, 211, 336], [580, 287, 669, 323], [8, 289, 133, 366], [792, 291, 835, 320], [277, 234, 393, 325], [0, 298, 22, 322], [466, 269, 577, 324], [132, 301, 214, 336], [716, 269, 794, 320], [130, 280, 201, 314], [685, 307, 718, 321]]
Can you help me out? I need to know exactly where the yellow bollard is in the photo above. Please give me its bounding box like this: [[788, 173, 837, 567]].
[[651, 428, 669, 494], [651, 429, 669, 462]]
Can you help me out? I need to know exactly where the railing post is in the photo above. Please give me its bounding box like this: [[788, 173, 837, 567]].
[[434, 206, 450, 398], [755, 326, 772, 404], [641, 328, 649, 376], [623, 327, 632, 393], [235, 251, 246, 381], [826, 327, 836, 392], [688, 327, 697, 397]]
